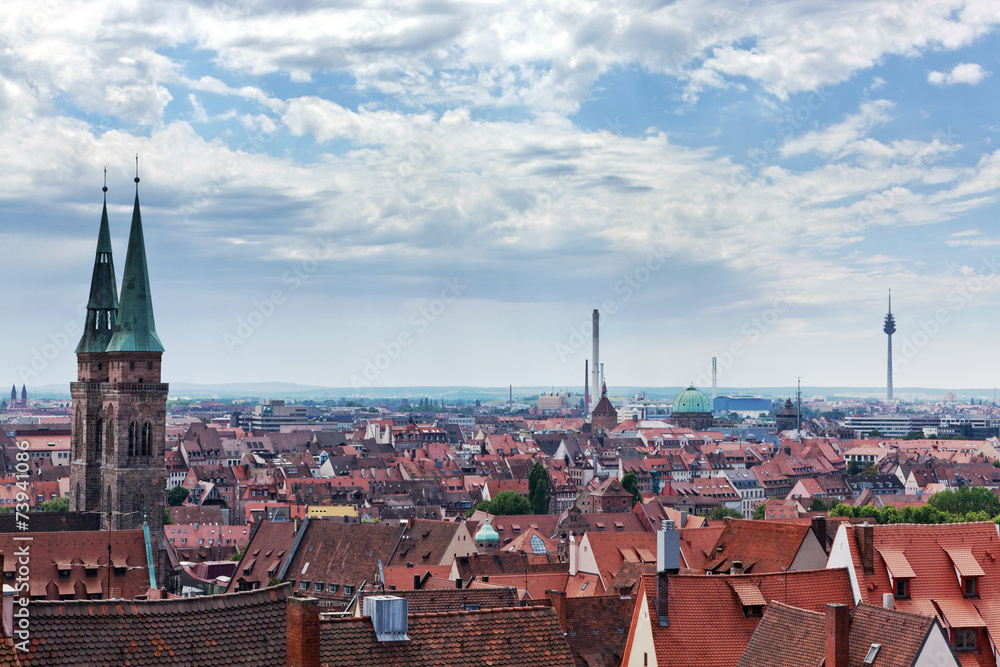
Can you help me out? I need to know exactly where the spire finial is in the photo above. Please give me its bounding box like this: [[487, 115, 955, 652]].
[[102, 166, 108, 194], [134, 154, 140, 189], [888, 288, 891, 314]]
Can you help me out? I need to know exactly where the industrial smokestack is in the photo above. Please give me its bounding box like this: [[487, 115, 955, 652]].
[[584, 360, 589, 414], [591, 309, 599, 412], [712, 357, 717, 399]]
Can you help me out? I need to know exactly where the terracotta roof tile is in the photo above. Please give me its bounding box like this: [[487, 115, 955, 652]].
[[634, 568, 854, 667], [319, 606, 575, 667], [7, 585, 289, 666], [562, 595, 634, 667]]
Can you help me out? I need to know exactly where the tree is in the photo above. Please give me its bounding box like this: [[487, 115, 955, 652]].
[[168, 485, 190, 506], [37, 497, 69, 512], [752, 503, 767, 520], [528, 462, 551, 515], [707, 506, 744, 521], [477, 491, 531, 516], [928, 485, 1000, 517], [808, 497, 828, 512], [163, 507, 173, 525], [621, 471, 642, 506]]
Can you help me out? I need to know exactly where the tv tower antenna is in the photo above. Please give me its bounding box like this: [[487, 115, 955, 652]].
[[884, 289, 896, 401]]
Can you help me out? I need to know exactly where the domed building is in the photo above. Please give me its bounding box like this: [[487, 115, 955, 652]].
[[670, 386, 713, 430], [474, 521, 500, 552]]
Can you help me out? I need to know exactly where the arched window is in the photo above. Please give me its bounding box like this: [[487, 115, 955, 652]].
[[128, 422, 137, 456], [141, 422, 152, 457], [95, 418, 103, 455], [75, 483, 81, 511]]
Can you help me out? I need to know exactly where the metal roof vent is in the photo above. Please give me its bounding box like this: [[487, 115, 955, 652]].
[[364, 595, 410, 642]]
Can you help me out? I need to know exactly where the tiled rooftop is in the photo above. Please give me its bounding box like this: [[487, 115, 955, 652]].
[[0, 585, 289, 666], [319, 606, 575, 667]]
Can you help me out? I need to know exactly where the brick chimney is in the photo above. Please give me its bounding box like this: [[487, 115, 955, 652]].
[[547, 589, 567, 631], [856, 524, 874, 574], [811, 516, 827, 552], [287, 596, 320, 667], [825, 603, 850, 667]]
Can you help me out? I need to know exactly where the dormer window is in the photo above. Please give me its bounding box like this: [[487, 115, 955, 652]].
[[742, 604, 764, 618], [964, 577, 978, 598], [954, 628, 978, 652], [895, 578, 909, 600]]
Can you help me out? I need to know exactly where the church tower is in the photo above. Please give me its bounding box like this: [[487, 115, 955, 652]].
[[70, 169, 167, 539], [70, 177, 119, 516]]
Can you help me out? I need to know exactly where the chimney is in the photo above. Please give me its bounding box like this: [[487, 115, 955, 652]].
[[811, 516, 827, 552], [825, 604, 850, 667], [547, 589, 567, 631], [882, 593, 894, 610], [657, 520, 680, 574], [569, 534, 579, 576], [679, 511, 688, 530], [286, 597, 320, 667], [364, 595, 409, 642], [591, 309, 599, 412], [730, 561, 744, 576], [2, 583, 13, 639], [856, 524, 874, 574]]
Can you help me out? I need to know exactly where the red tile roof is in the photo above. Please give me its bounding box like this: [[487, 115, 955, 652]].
[[319, 606, 576, 667], [737, 602, 942, 667], [703, 520, 814, 574], [0, 585, 289, 666], [0, 530, 151, 600], [628, 568, 854, 667], [561, 594, 635, 667]]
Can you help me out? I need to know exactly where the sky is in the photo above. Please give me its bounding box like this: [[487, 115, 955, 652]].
[[3, 0, 1000, 394]]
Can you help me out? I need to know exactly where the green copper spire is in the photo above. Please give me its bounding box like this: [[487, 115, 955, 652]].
[[106, 169, 164, 353], [76, 177, 120, 354]]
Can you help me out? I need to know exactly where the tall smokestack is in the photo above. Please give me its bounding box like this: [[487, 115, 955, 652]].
[[591, 309, 599, 412], [712, 357, 717, 399], [584, 360, 589, 414], [884, 289, 895, 401]]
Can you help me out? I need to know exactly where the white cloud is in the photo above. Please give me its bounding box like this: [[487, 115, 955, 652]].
[[928, 62, 990, 85], [782, 100, 894, 158]]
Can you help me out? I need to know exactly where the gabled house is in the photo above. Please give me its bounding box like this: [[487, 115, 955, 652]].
[[737, 601, 959, 667], [620, 566, 854, 667], [827, 521, 1000, 664]]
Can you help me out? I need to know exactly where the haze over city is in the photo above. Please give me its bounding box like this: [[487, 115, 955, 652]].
[[3, 1, 1000, 391]]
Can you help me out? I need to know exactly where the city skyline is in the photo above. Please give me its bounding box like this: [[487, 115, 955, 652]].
[[3, 2, 1000, 390]]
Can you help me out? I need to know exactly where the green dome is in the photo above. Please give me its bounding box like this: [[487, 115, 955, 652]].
[[474, 522, 499, 542], [672, 386, 711, 414]]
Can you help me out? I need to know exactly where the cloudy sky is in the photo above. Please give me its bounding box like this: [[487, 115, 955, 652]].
[[3, 0, 1000, 394]]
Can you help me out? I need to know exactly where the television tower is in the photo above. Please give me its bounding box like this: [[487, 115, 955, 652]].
[[883, 289, 896, 400]]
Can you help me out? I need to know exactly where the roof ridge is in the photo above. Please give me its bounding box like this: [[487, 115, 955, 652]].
[[852, 602, 935, 624], [31, 582, 290, 615], [322, 605, 552, 624]]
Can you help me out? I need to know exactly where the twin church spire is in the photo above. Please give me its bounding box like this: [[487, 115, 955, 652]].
[[77, 163, 163, 355]]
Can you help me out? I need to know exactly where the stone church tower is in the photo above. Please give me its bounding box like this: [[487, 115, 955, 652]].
[[70, 174, 167, 539]]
